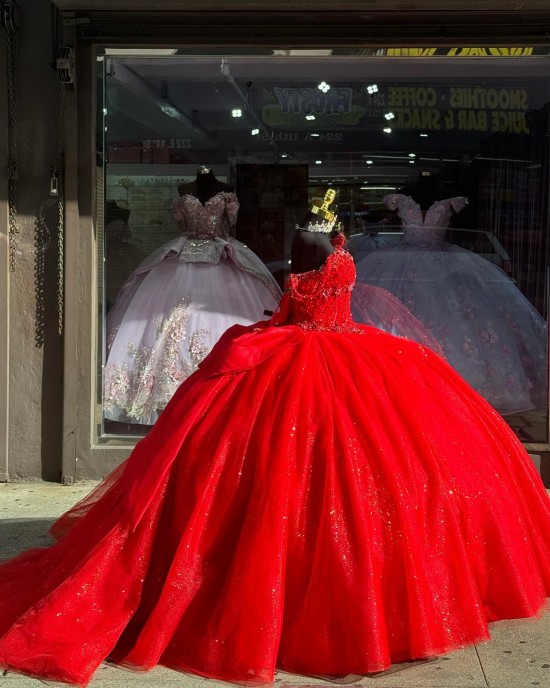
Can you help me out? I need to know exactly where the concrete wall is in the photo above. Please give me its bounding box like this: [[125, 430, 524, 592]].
[[2, 0, 550, 482], [1, 0, 64, 480]]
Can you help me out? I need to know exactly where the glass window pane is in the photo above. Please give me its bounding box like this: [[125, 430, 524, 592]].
[[97, 51, 550, 443]]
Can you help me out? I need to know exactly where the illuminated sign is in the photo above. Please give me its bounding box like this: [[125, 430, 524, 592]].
[[384, 47, 536, 57]]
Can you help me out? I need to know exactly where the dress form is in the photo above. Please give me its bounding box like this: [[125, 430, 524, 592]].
[[291, 190, 338, 274], [291, 221, 334, 274], [177, 167, 233, 205], [401, 172, 439, 213]]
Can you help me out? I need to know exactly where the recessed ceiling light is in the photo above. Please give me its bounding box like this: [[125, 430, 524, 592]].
[[231, 108, 242, 118], [409, 153, 416, 158], [315, 160, 323, 165], [367, 84, 379, 94], [365, 160, 373, 165], [383, 127, 392, 134], [305, 114, 316, 121], [251, 128, 260, 135], [318, 81, 331, 93], [384, 112, 395, 120], [420, 133, 428, 137]]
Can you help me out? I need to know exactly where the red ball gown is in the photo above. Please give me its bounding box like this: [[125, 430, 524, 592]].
[[1, 245, 550, 686]]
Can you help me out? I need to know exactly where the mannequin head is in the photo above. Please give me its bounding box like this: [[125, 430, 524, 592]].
[[402, 172, 439, 211]]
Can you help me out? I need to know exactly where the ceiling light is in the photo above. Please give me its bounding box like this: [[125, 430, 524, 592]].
[[231, 108, 242, 118], [409, 153, 416, 158], [365, 160, 373, 165], [281, 153, 288, 158], [384, 112, 395, 120], [409, 160, 416, 164], [310, 133, 320, 137], [318, 81, 331, 93], [160, 104, 180, 118], [383, 127, 392, 134], [251, 128, 260, 135], [315, 160, 323, 165], [362, 186, 397, 190], [305, 114, 316, 121], [420, 133, 428, 137], [367, 84, 379, 94]]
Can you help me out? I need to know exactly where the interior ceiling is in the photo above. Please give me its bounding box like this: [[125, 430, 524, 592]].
[[103, 55, 550, 181]]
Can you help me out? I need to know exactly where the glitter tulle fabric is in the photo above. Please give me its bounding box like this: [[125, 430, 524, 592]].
[[1, 247, 550, 686]]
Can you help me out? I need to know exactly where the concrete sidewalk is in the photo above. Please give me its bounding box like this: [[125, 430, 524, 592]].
[[1, 482, 549, 688]]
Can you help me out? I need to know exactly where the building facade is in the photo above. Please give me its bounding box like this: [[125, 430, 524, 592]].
[[2, 0, 550, 483]]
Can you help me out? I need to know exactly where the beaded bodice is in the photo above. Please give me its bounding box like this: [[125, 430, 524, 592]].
[[277, 248, 360, 332], [384, 194, 467, 247], [172, 192, 239, 238]]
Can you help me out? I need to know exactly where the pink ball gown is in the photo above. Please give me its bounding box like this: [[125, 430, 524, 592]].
[[104, 191, 281, 425], [0, 241, 549, 685]]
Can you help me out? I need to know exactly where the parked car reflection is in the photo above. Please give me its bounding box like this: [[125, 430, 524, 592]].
[[348, 226, 513, 277]]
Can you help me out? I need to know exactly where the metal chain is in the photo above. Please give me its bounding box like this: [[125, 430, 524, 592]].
[[6, 10, 19, 272], [55, 80, 66, 335]]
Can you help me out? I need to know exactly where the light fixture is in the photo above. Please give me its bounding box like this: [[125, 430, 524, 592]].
[[281, 153, 288, 158], [160, 104, 180, 118], [318, 81, 331, 93], [420, 133, 428, 137], [365, 160, 373, 165], [231, 108, 242, 118], [251, 128, 260, 135], [409, 153, 416, 158], [383, 127, 392, 134], [315, 160, 323, 165], [362, 186, 397, 191], [305, 114, 316, 121], [367, 84, 379, 94], [310, 133, 320, 137], [384, 112, 395, 121], [409, 159, 415, 164], [103, 107, 108, 116]]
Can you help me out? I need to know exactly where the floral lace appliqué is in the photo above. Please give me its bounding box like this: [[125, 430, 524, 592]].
[[103, 299, 211, 424]]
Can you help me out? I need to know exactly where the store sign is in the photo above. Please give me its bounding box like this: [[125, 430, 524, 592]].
[[264, 87, 363, 126], [384, 47, 536, 57], [386, 86, 530, 133], [274, 87, 353, 115], [261, 84, 531, 134], [142, 138, 192, 149]]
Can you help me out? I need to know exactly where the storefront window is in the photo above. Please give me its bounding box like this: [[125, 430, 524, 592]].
[[97, 50, 550, 443]]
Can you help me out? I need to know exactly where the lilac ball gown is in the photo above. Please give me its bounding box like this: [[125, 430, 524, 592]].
[[354, 194, 547, 415]]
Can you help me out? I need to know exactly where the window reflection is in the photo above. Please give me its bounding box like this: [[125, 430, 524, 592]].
[[99, 53, 550, 442]]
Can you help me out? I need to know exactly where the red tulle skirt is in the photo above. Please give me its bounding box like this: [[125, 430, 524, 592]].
[[1, 322, 550, 686]]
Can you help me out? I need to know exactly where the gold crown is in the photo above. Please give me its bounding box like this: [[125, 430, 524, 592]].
[[305, 189, 337, 232], [311, 189, 336, 221]]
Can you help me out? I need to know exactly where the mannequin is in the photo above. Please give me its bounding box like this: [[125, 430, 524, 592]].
[[177, 166, 233, 205], [103, 167, 281, 427], [400, 171, 440, 212], [291, 189, 338, 274]]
